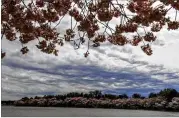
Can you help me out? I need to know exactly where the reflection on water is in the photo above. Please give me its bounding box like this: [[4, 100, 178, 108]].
[[1, 106, 179, 117]]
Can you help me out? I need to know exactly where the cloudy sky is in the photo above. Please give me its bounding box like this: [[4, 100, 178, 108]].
[[1, 1, 179, 100]]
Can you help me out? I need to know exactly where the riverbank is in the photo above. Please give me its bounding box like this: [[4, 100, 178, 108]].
[[13, 97, 179, 111], [4, 88, 179, 112]]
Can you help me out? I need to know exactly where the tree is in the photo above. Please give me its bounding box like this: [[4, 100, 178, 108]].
[[132, 93, 141, 98], [104, 94, 117, 99], [118, 94, 128, 99], [1, 0, 179, 59], [148, 92, 157, 98], [44, 95, 54, 99], [89, 90, 102, 98], [122, 94, 129, 99], [158, 88, 178, 101], [21, 97, 29, 101], [34, 96, 41, 99]]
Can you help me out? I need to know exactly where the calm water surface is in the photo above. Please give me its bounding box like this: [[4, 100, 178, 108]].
[[1, 106, 179, 117]]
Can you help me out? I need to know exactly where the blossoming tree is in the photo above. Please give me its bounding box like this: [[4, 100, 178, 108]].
[[1, 0, 179, 58]]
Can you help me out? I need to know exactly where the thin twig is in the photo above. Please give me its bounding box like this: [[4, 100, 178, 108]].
[[53, 15, 66, 29], [175, 10, 178, 21]]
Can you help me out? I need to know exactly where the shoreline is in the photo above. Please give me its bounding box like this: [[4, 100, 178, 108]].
[[1, 105, 179, 113], [3, 97, 179, 112]]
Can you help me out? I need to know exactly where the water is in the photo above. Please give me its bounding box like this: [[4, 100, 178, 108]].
[[1, 106, 179, 117]]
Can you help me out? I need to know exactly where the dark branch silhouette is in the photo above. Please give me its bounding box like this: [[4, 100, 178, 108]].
[[1, 0, 179, 58]]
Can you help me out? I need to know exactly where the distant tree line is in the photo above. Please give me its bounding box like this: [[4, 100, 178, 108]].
[[1, 100, 15, 105], [3, 88, 179, 112], [19, 88, 179, 102]]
